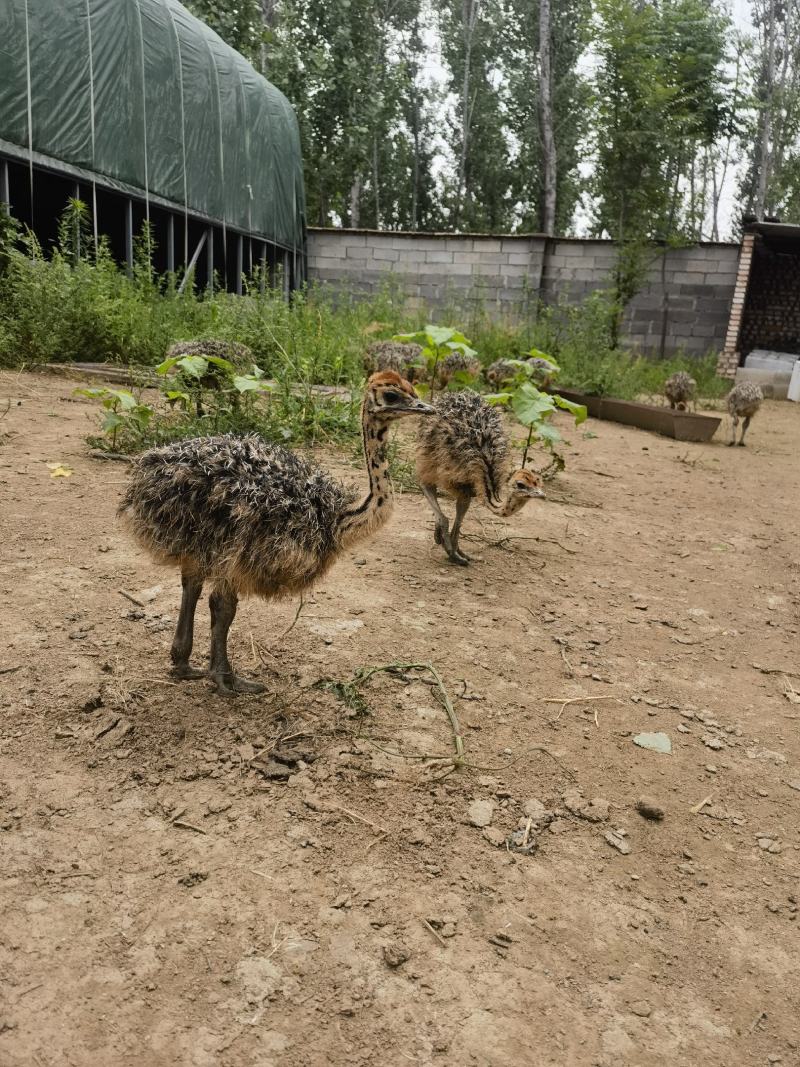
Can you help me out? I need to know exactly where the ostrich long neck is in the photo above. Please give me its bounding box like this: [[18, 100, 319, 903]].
[[486, 491, 522, 519], [337, 406, 393, 548], [480, 460, 518, 518]]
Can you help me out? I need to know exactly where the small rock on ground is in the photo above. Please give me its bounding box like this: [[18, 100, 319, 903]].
[[382, 942, 411, 968], [467, 799, 495, 828], [629, 1001, 652, 1018], [482, 827, 506, 847], [605, 831, 631, 855], [636, 797, 665, 821], [632, 732, 672, 754]]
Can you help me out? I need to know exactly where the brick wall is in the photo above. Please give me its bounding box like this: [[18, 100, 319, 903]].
[[307, 229, 740, 357]]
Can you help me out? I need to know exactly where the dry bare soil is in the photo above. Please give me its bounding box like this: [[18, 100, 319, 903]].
[[1, 370, 799, 1067]]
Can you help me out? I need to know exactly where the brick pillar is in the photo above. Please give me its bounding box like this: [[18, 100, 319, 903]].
[[717, 234, 755, 378]]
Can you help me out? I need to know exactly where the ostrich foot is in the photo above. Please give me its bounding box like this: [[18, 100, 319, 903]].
[[737, 440, 746, 447], [727, 440, 735, 447], [447, 550, 470, 567], [211, 671, 266, 696], [172, 663, 206, 681]]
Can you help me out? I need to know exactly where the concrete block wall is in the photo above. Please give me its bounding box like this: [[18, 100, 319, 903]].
[[307, 228, 740, 357]]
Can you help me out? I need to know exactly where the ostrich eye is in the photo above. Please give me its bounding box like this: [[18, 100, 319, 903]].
[[383, 390, 403, 404]]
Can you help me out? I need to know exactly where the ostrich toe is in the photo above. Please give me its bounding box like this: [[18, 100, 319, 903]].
[[173, 664, 207, 681], [211, 671, 266, 696]]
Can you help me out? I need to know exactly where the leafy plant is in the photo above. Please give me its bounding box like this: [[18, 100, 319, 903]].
[[486, 352, 587, 474], [155, 353, 272, 420], [392, 324, 478, 396], [75, 388, 154, 450]]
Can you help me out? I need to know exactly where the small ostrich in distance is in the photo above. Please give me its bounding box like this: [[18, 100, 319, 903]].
[[727, 381, 763, 446], [664, 371, 696, 411], [486, 356, 554, 390], [119, 372, 433, 694], [433, 350, 482, 387], [166, 339, 253, 363], [415, 391, 545, 566], [364, 340, 423, 381]]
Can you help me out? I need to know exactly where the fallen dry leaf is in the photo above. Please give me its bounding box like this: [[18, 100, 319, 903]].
[[47, 462, 73, 478]]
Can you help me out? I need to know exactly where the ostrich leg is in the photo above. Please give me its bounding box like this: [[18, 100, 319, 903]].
[[448, 494, 472, 566], [420, 484, 457, 556], [171, 572, 206, 679], [208, 586, 265, 696], [727, 413, 738, 446], [738, 415, 751, 446]]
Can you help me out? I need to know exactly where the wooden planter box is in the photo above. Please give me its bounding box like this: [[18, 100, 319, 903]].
[[555, 389, 721, 443]]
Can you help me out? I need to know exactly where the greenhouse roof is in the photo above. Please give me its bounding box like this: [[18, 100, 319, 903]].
[[0, 0, 305, 251]]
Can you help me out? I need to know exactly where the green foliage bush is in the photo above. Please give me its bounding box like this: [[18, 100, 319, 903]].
[[0, 201, 730, 458]]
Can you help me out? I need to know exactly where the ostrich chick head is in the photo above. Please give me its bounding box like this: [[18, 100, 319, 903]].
[[364, 371, 434, 421], [504, 468, 546, 515]]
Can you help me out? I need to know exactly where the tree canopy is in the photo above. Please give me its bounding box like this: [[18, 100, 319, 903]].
[[184, 0, 797, 239]]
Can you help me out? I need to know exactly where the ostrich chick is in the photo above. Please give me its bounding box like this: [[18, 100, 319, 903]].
[[726, 381, 763, 446], [486, 355, 554, 390], [415, 391, 545, 566], [433, 351, 482, 387], [119, 372, 433, 694], [664, 371, 696, 411], [166, 339, 253, 363], [364, 340, 423, 382]]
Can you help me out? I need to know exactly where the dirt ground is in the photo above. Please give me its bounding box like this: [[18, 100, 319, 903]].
[[1, 369, 799, 1067]]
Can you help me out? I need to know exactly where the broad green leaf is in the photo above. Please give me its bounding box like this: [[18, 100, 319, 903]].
[[484, 392, 512, 406], [131, 404, 153, 426], [175, 355, 208, 379], [74, 387, 106, 399], [552, 394, 588, 425], [203, 355, 236, 373], [109, 389, 137, 411], [392, 331, 426, 344], [511, 383, 556, 426], [102, 411, 125, 432], [537, 423, 563, 446], [444, 341, 478, 358], [233, 375, 273, 393], [424, 324, 458, 346], [155, 356, 180, 375]]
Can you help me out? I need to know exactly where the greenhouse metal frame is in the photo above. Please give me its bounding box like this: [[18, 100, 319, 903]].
[[0, 0, 307, 293]]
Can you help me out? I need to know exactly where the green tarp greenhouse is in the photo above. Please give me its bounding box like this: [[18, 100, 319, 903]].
[[0, 0, 305, 261]]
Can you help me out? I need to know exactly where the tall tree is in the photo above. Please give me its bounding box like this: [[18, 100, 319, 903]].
[[739, 0, 800, 221], [439, 0, 513, 230], [183, 0, 268, 67], [538, 0, 556, 234], [502, 0, 591, 234], [593, 0, 727, 284]]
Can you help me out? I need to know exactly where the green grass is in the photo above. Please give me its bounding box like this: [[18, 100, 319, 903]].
[[1, 202, 731, 458]]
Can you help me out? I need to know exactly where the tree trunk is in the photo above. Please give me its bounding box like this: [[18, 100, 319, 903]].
[[454, 0, 479, 230], [411, 88, 420, 229], [373, 135, 381, 229], [755, 0, 777, 219], [349, 175, 362, 229], [539, 0, 557, 235]]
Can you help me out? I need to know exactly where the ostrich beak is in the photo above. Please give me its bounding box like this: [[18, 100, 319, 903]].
[[527, 487, 546, 499], [398, 397, 434, 416]]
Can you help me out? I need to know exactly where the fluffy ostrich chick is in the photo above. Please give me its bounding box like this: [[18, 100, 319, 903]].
[[363, 340, 423, 381], [664, 371, 696, 411], [415, 391, 545, 566], [119, 372, 433, 694], [726, 381, 763, 446]]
